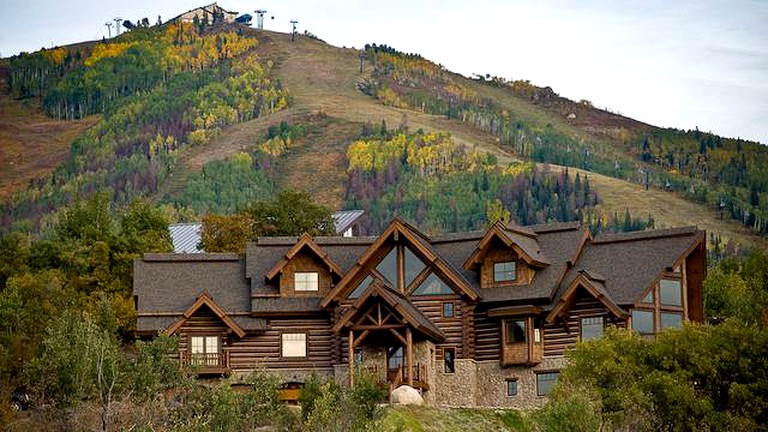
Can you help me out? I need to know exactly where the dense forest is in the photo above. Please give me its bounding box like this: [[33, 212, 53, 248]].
[[2, 22, 288, 230], [359, 44, 768, 236], [344, 127, 650, 234]]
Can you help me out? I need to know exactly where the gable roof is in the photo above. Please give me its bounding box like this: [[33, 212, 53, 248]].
[[166, 291, 246, 337], [134, 253, 265, 333], [321, 218, 479, 308], [546, 271, 626, 323], [265, 233, 344, 281], [473, 222, 587, 303], [332, 281, 445, 342], [463, 222, 550, 270], [553, 226, 705, 307]]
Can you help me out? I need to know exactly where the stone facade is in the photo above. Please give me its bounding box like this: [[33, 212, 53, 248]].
[[431, 358, 478, 407], [475, 357, 568, 409]]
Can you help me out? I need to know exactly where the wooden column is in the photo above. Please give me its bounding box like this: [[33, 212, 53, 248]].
[[406, 328, 413, 386], [348, 330, 355, 387]]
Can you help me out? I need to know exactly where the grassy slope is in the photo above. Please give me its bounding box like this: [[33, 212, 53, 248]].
[[376, 405, 524, 432], [167, 30, 763, 248], [0, 64, 100, 199], [2, 29, 763, 249]]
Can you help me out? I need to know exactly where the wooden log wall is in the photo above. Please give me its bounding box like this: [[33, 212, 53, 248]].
[[474, 310, 501, 361], [227, 317, 334, 370], [543, 290, 626, 357]]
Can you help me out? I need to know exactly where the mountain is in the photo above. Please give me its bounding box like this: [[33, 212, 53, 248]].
[[1, 21, 766, 251]]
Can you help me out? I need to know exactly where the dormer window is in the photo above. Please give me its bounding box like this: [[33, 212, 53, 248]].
[[494, 261, 517, 283], [295, 272, 319, 291]]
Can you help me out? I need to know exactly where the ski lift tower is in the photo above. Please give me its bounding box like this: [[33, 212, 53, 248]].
[[290, 19, 298, 42], [113, 18, 123, 36], [105, 21, 113, 38], [255, 9, 267, 29]]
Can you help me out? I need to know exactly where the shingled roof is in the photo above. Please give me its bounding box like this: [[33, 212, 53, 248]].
[[553, 226, 704, 307], [134, 254, 265, 333], [135, 220, 704, 335]]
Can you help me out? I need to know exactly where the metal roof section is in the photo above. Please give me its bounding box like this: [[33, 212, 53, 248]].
[[332, 210, 365, 235], [169, 223, 203, 254], [169, 210, 365, 253]]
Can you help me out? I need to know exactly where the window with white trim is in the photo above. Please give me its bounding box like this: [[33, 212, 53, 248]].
[[190, 336, 219, 366], [294, 272, 319, 291], [281, 333, 307, 357]]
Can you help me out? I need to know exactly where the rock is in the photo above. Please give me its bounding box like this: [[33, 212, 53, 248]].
[[390, 385, 424, 405]]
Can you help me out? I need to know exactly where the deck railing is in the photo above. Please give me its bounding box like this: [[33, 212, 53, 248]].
[[179, 351, 230, 372]]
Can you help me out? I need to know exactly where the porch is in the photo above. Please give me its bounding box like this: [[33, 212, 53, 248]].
[[179, 350, 231, 375]]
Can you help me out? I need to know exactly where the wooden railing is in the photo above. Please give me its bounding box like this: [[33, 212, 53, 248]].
[[179, 351, 230, 373], [387, 364, 429, 391]]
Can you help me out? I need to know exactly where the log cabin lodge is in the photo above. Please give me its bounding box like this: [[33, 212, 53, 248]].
[[133, 218, 706, 408]]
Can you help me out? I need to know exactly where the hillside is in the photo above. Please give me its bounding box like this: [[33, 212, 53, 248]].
[[0, 64, 99, 199], [1, 23, 767, 250]]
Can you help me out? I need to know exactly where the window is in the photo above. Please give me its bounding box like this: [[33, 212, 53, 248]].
[[281, 333, 307, 357], [536, 372, 559, 396], [442, 302, 455, 318], [294, 272, 319, 291], [660, 279, 682, 306], [443, 347, 455, 373], [580, 316, 604, 341], [661, 312, 683, 329], [190, 336, 219, 366], [404, 247, 426, 288], [631, 310, 655, 335], [641, 290, 654, 303], [494, 261, 517, 282], [506, 320, 526, 344], [376, 248, 398, 285], [348, 275, 372, 299], [506, 379, 518, 397], [388, 346, 404, 369], [412, 273, 454, 296]]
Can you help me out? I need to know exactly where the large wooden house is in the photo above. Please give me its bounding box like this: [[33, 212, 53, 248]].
[[134, 218, 705, 408]]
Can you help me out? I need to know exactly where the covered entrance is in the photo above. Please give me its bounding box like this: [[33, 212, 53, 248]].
[[333, 282, 443, 392]]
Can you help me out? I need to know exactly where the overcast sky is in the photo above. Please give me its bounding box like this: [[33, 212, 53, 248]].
[[2, 0, 766, 144]]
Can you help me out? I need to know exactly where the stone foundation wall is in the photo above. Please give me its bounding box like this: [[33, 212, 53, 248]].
[[330, 350, 568, 408], [432, 358, 477, 407], [475, 357, 568, 409]]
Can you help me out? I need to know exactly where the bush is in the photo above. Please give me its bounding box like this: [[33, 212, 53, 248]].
[[299, 371, 386, 431]]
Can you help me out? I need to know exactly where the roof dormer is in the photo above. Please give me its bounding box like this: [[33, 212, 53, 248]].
[[463, 222, 550, 289], [265, 233, 344, 297]]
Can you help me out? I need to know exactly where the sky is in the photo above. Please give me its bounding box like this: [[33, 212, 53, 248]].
[[2, 0, 766, 144]]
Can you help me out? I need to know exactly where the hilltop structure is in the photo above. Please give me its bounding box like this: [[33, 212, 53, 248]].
[[167, 3, 238, 25], [134, 218, 705, 408]]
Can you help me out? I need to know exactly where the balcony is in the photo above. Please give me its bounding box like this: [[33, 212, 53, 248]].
[[179, 350, 231, 375], [501, 341, 543, 367]]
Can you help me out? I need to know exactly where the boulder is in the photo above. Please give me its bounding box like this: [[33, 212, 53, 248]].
[[390, 385, 424, 405]]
